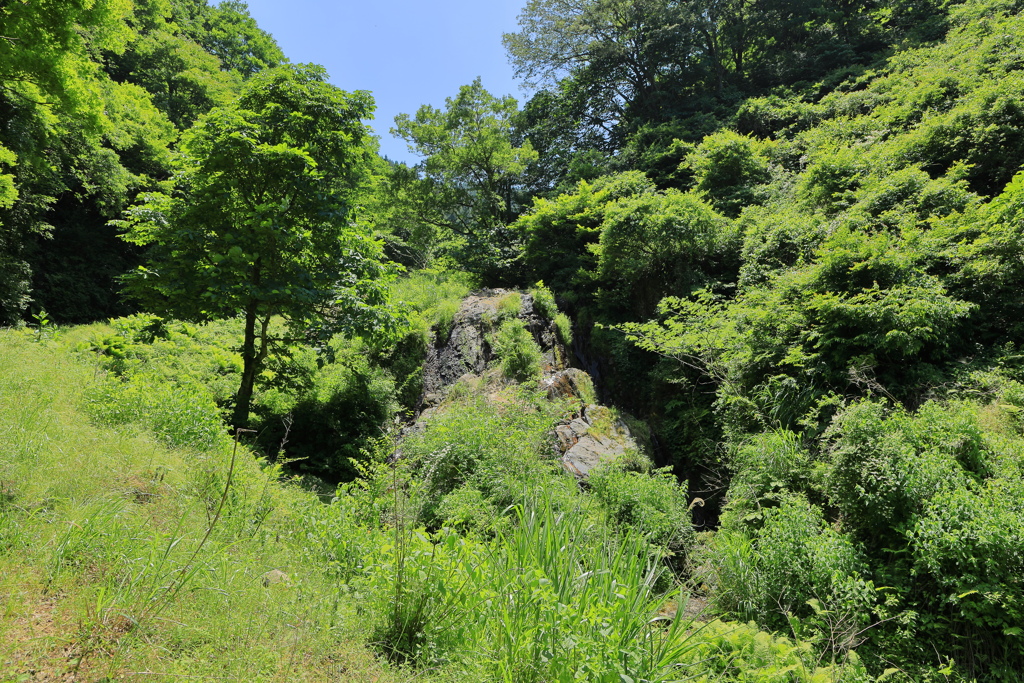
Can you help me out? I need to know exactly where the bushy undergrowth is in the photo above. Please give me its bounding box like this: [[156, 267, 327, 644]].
[[0, 329, 417, 682], [492, 318, 543, 383], [355, 498, 870, 682], [696, 392, 1024, 680], [0, 327, 872, 681], [589, 464, 695, 553], [396, 389, 580, 529], [84, 373, 229, 451], [392, 268, 474, 342], [76, 270, 475, 483]]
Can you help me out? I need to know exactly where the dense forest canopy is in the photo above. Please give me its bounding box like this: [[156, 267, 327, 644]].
[[0, 0, 284, 325], [4, 0, 1024, 679]]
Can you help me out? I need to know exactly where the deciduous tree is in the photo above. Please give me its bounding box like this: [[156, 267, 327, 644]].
[[120, 64, 395, 427], [391, 79, 537, 283]]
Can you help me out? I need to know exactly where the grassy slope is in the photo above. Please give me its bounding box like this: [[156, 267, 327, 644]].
[[0, 324, 872, 682], [0, 326, 424, 682]]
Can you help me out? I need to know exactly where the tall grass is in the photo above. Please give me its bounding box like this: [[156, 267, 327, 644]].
[[472, 502, 699, 682], [391, 269, 474, 340], [365, 497, 870, 681], [0, 328, 436, 682]]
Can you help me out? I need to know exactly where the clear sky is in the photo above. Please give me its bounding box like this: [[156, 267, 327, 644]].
[[241, 0, 529, 164]]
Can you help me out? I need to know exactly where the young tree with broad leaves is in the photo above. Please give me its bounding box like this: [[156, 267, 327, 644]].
[[391, 78, 537, 283], [119, 63, 396, 428]]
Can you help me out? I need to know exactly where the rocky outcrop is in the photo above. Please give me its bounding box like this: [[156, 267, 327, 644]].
[[420, 289, 565, 407], [540, 368, 594, 402], [405, 289, 647, 477], [553, 404, 642, 477]]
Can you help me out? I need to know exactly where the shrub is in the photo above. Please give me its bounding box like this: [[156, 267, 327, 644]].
[[390, 268, 473, 340], [529, 281, 557, 318], [689, 619, 872, 682], [684, 130, 773, 217], [257, 347, 398, 482], [553, 311, 573, 346], [909, 477, 1024, 677], [298, 493, 385, 582], [360, 499, 869, 681], [397, 392, 581, 528], [84, 374, 229, 451], [823, 399, 975, 548], [492, 318, 542, 383], [711, 494, 874, 644], [725, 429, 812, 517], [598, 189, 738, 318], [496, 291, 523, 319], [588, 464, 694, 552]]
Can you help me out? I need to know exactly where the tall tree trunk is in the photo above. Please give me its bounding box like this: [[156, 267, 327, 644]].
[[232, 305, 269, 429]]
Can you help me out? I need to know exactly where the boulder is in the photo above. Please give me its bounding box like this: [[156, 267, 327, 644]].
[[261, 569, 291, 587], [555, 404, 641, 477], [540, 368, 594, 402], [398, 289, 651, 479]]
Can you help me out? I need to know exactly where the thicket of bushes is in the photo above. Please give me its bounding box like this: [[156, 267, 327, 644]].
[[1, 325, 874, 681], [78, 271, 473, 483], [6, 0, 1024, 678]]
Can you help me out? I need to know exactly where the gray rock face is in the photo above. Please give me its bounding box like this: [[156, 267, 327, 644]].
[[554, 404, 640, 477], [420, 289, 565, 400], [401, 289, 647, 478]]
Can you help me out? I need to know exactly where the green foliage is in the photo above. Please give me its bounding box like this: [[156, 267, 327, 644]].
[[504, 0, 914, 186], [0, 0, 147, 325], [391, 78, 538, 283], [260, 342, 399, 482], [797, 146, 867, 215], [107, 21, 239, 130], [397, 391, 577, 528], [389, 268, 473, 343], [79, 314, 404, 483], [598, 189, 737, 317], [363, 499, 866, 681], [588, 464, 694, 551], [0, 328, 423, 681], [492, 318, 543, 383], [0, 0, 291, 327], [694, 389, 1024, 678], [528, 280, 557, 318], [2, 318, 877, 681], [725, 430, 814, 518], [553, 312, 573, 347], [83, 315, 244, 401], [119, 63, 394, 426], [910, 479, 1024, 676], [822, 400, 978, 548], [299, 491, 386, 582], [0, 145, 16, 212], [515, 170, 656, 302], [685, 131, 774, 217], [199, 0, 286, 79], [10, 0, 1024, 679], [687, 619, 873, 682], [495, 291, 523, 319], [623, 226, 972, 438], [84, 373, 229, 451], [711, 494, 874, 646], [0, 0, 134, 134], [938, 169, 1024, 343]]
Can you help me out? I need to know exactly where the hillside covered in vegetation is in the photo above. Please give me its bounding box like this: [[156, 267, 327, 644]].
[[4, 0, 1024, 680]]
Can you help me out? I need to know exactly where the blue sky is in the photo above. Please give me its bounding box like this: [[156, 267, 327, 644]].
[[242, 0, 529, 164]]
